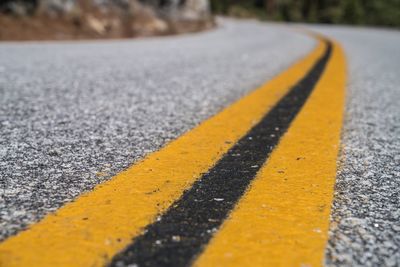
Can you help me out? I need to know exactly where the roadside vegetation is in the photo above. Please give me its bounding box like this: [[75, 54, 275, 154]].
[[210, 0, 400, 28]]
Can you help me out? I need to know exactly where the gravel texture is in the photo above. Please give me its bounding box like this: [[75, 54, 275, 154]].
[[0, 18, 315, 241], [309, 26, 400, 266]]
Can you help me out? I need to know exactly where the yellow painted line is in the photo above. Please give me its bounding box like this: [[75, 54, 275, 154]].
[[0, 38, 325, 267], [194, 40, 346, 267]]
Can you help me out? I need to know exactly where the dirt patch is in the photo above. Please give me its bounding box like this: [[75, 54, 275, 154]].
[[0, 0, 214, 41]]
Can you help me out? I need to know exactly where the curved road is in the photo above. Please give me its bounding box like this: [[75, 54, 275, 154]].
[[0, 18, 399, 266]]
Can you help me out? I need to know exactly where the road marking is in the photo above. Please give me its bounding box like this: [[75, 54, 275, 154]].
[[108, 39, 333, 267], [0, 36, 325, 266], [195, 39, 346, 267]]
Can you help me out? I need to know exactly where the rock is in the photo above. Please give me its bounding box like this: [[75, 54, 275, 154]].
[[139, 0, 211, 21], [180, 0, 210, 20], [128, 0, 168, 36], [37, 0, 76, 16], [86, 13, 106, 34]]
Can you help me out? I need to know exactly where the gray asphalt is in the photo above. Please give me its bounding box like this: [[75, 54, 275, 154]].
[[309, 25, 400, 267], [1, 18, 399, 266], [0, 19, 315, 241]]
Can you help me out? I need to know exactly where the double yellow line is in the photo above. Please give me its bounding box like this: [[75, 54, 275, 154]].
[[0, 34, 346, 267]]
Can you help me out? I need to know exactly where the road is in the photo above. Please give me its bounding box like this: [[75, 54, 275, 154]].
[[0, 18, 399, 266], [310, 25, 400, 267]]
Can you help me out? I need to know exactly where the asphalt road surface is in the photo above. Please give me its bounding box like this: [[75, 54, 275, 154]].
[[0, 18, 399, 266], [309, 25, 400, 266]]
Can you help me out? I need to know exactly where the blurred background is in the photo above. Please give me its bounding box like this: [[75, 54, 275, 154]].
[[0, 0, 399, 40], [0, 0, 214, 40], [211, 0, 400, 27]]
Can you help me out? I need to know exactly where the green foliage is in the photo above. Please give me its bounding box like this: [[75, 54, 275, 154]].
[[209, 0, 400, 27], [341, 0, 364, 24]]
